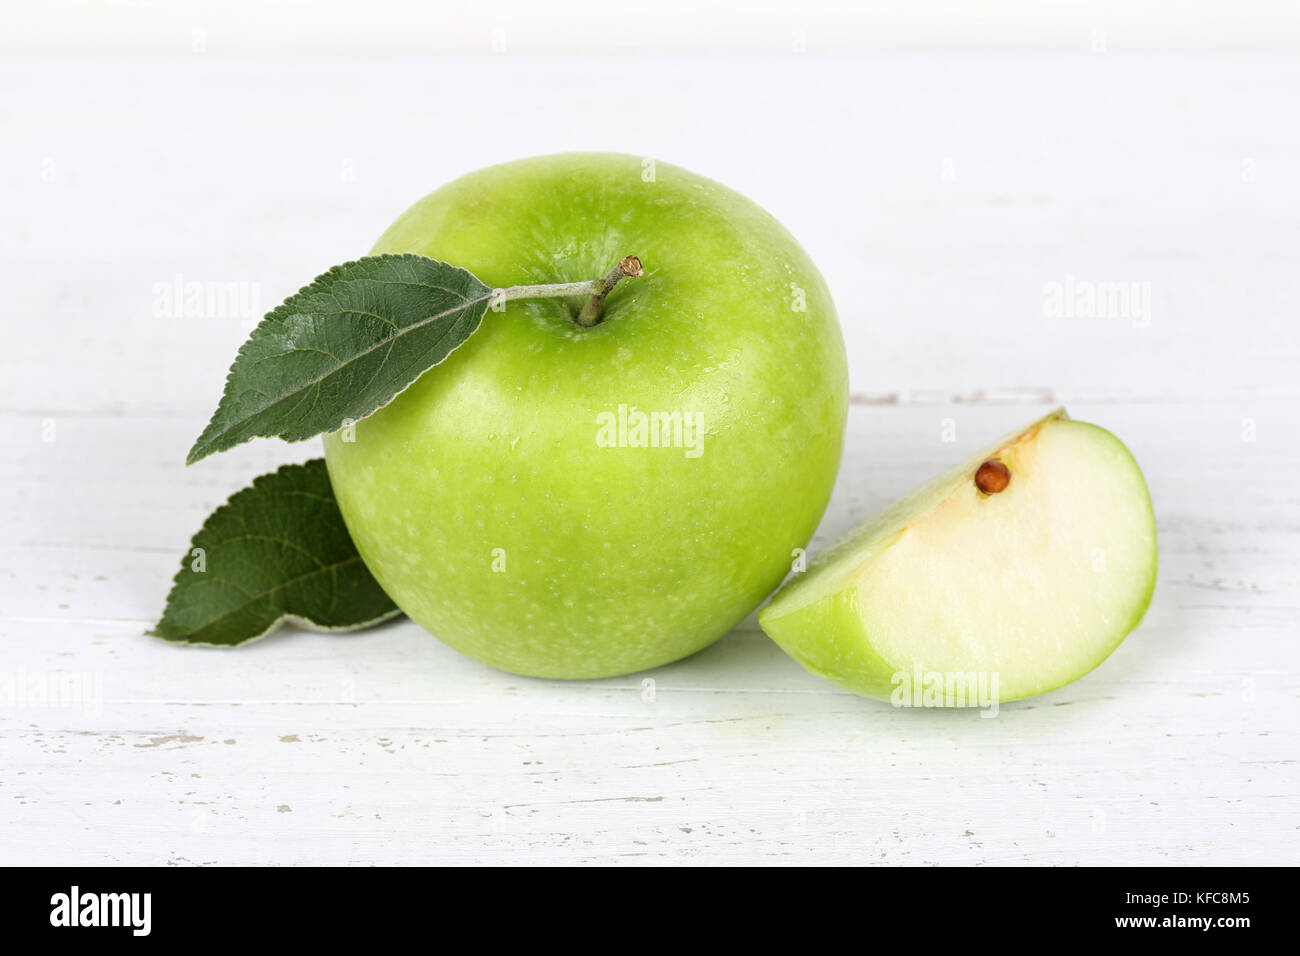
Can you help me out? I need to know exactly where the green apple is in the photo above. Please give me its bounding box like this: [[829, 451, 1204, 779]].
[[758, 410, 1157, 703], [323, 153, 848, 678]]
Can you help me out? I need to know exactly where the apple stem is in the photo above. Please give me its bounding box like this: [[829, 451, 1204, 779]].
[[575, 256, 643, 327], [491, 256, 643, 327]]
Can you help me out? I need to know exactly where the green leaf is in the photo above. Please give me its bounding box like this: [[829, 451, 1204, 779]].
[[152, 459, 400, 646], [187, 254, 491, 465]]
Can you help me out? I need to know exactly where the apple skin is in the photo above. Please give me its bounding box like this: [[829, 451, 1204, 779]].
[[323, 153, 848, 678]]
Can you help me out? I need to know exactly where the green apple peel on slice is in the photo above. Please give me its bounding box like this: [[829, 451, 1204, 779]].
[[758, 409, 1157, 704]]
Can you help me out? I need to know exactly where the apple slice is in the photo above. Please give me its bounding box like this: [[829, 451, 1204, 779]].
[[758, 409, 1157, 704]]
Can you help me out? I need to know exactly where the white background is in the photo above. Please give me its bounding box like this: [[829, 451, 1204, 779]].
[[2, 2, 1298, 865]]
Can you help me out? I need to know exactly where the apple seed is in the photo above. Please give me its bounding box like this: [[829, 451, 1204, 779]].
[[975, 459, 1010, 495]]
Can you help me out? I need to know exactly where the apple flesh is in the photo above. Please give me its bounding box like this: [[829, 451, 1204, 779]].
[[758, 410, 1157, 703], [324, 153, 848, 679]]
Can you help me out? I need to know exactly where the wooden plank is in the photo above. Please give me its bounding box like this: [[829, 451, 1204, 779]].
[[1, 53, 1297, 865]]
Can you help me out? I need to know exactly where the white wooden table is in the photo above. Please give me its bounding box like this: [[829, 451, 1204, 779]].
[[3, 53, 1297, 866]]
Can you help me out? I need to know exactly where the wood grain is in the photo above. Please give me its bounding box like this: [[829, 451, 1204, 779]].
[[1, 53, 1296, 865]]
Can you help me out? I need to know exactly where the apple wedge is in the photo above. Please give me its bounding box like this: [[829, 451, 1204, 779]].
[[758, 409, 1157, 704]]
